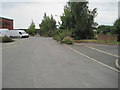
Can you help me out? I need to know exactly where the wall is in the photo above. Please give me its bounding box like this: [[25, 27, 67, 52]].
[[97, 34, 117, 43], [0, 18, 13, 30]]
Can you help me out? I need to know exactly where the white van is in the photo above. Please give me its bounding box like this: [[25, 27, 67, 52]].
[[0, 29, 10, 37], [9, 30, 29, 38]]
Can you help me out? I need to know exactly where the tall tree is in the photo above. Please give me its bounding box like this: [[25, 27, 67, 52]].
[[60, 5, 75, 30], [27, 20, 35, 35], [39, 13, 56, 36], [60, 1, 97, 39]]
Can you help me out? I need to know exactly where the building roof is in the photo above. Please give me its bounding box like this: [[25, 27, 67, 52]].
[[0, 17, 13, 21]]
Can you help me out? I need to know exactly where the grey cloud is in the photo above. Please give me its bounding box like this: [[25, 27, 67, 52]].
[[118, 1, 120, 18], [2, 1, 118, 29], [2, 0, 68, 2], [89, 2, 118, 25]]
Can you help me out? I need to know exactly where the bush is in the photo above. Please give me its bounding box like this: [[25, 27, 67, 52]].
[[53, 29, 73, 42], [39, 30, 55, 37], [53, 35, 61, 42], [61, 36, 74, 44], [0, 36, 13, 43]]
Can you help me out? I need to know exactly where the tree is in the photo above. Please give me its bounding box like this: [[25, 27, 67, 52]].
[[114, 18, 120, 41], [60, 1, 97, 39], [97, 25, 116, 35], [60, 5, 75, 30], [27, 20, 35, 35], [39, 13, 56, 36]]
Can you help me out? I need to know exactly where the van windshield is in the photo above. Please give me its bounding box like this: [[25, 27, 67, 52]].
[[19, 32, 27, 34]]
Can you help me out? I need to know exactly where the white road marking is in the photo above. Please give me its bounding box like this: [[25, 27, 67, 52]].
[[64, 44, 120, 72], [75, 43, 120, 58]]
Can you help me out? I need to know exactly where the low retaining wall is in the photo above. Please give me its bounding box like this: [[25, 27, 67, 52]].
[[97, 34, 117, 43]]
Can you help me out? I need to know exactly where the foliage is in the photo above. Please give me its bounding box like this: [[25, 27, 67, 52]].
[[0, 36, 13, 43], [39, 13, 56, 37], [60, 1, 97, 40], [61, 36, 74, 44], [53, 29, 73, 42], [97, 25, 116, 35], [114, 18, 120, 41], [60, 5, 75, 30], [53, 35, 61, 42], [95, 18, 120, 41], [27, 20, 35, 35]]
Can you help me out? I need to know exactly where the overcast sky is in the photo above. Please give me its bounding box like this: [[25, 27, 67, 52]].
[[0, 0, 119, 29]]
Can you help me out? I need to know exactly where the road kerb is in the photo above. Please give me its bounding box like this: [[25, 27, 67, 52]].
[[64, 44, 120, 73], [115, 59, 120, 70], [2, 39, 26, 49]]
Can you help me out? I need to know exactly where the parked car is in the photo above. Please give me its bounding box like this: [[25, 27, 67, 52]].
[[0, 29, 10, 37], [9, 30, 29, 38]]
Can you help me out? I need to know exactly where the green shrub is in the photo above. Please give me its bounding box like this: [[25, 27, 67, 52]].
[[61, 36, 74, 44], [0, 36, 13, 43], [40, 30, 55, 37], [53, 35, 61, 42], [53, 29, 73, 42]]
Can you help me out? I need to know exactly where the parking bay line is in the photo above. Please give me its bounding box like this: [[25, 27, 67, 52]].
[[64, 44, 120, 72], [75, 43, 120, 58]]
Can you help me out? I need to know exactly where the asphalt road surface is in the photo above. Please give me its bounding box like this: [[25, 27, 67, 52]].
[[0, 43, 2, 89], [70, 43, 118, 69], [2, 37, 119, 88]]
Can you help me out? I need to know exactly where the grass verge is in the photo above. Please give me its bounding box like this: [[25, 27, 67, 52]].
[[75, 39, 120, 45]]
